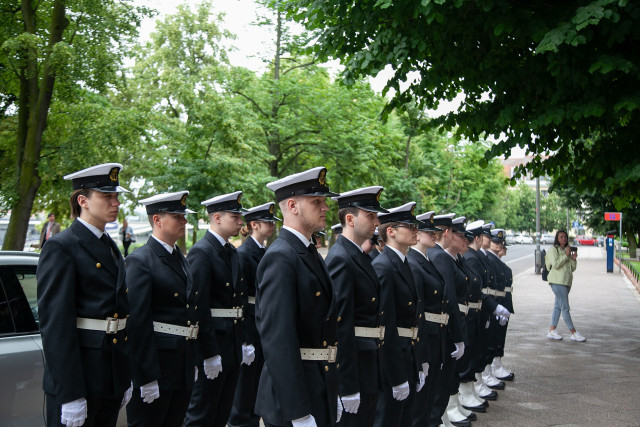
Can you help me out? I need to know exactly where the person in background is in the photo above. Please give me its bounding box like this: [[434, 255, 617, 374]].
[[39, 213, 61, 248], [545, 230, 583, 342], [120, 219, 135, 256]]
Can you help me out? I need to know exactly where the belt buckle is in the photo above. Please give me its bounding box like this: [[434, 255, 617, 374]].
[[327, 345, 337, 363], [105, 317, 119, 334], [235, 307, 243, 318], [378, 326, 386, 340], [411, 327, 418, 340], [442, 313, 449, 325], [187, 324, 199, 340]]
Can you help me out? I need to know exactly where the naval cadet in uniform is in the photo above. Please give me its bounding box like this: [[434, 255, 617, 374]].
[[255, 167, 340, 427], [228, 202, 280, 427], [125, 191, 213, 426], [325, 186, 389, 427], [37, 163, 132, 427], [372, 202, 424, 427], [185, 191, 255, 427]]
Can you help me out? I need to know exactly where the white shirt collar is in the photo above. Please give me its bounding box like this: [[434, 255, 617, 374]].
[[410, 246, 427, 260], [386, 245, 406, 262], [341, 235, 363, 253], [152, 235, 174, 254], [77, 218, 105, 239], [208, 229, 228, 246], [488, 250, 500, 259], [283, 225, 313, 247], [480, 248, 487, 254], [444, 248, 458, 261], [251, 235, 265, 249]]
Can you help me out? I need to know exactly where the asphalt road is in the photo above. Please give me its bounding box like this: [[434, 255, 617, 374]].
[[502, 243, 553, 277]]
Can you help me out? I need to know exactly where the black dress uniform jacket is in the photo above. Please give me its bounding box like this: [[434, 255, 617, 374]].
[[325, 234, 385, 398], [464, 248, 498, 315], [229, 236, 266, 427], [37, 220, 130, 404], [255, 228, 338, 426], [125, 237, 201, 390]]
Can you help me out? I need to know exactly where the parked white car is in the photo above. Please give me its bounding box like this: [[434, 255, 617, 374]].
[[515, 234, 534, 244], [540, 233, 555, 244]]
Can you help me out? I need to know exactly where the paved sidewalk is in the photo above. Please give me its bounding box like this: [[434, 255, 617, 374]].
[[474, 246, 640, 426]]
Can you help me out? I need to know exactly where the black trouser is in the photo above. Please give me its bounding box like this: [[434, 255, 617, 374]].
[[412, 357, 440, 427], [458, 310, 480, 382], [429, 343, 457, 425], [228, 343, 263, 427], [123, 241, 132, 257], [338, 391, 378, 427], [46, 393, 121, 427], [374, 382, 416, 427], [184, 359, 240, 427], [126, 387, 191, 427]]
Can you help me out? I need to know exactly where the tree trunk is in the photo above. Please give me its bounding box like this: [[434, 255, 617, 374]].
[[2, 0, 68, 250]]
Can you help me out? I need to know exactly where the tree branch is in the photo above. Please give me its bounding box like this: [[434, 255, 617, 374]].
[[233, 90, 269, 118]]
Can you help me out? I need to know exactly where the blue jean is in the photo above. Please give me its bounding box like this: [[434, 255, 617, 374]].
[[550, 284, 574, 330]]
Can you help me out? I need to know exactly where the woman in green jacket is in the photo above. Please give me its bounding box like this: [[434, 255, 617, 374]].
[[545, 230, 585, 342]]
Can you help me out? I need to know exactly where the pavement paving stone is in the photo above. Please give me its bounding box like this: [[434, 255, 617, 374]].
[[473, 246, 640, 426]]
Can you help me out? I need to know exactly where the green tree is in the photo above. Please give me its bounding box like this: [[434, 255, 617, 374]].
[[281, 0, 640, 208], [502, 182, 536, 232], [1, 0, 151, 249]]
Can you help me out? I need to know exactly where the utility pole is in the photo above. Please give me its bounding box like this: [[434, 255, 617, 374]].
[[535, 176, 541, 273]]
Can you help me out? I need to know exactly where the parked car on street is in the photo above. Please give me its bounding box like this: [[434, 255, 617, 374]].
[[514, 234, 534, 244], [540, 233, 556, 244], [575, 235, 596, 245], [505, 232, 516, 244], [596, 236, 605, 247]]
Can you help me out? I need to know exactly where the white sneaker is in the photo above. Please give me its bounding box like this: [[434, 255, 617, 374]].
[[547, 330, 563, 340], [571, 331, 586, 342]]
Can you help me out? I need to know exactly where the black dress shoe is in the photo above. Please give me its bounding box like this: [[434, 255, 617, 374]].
[[450, 420, 471, 427], [488, 381, 505, 390], [482, 400, 490, 407], [465, 412, 477, 421], [463, 404, 486, 413], [497, 372, 515, 381], [480, 390, 498, 400]]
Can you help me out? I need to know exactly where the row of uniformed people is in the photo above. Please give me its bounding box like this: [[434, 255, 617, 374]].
[[36, 162, 514, 427]]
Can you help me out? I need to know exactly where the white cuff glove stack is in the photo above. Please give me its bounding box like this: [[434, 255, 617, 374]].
[[204, 355, 222, 380], [120, 382, 133, 409], [494, 304, 511, 318], [340, 392, 360, 414], [392, 381, 410, 401], [498, 315, 508, 326], [292, 414, 317, 427], [242, 343, 256, 366], [451, 342, 465, 360], [61, 398, 87, 427], [337, 396, 343, 423], [417, 371, 426, 392], [140, 380, 160, 404]]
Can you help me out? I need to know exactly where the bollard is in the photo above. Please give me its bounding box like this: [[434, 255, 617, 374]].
[[535, 248, 542, 274]]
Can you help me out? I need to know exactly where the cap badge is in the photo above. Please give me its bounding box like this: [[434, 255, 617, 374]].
[[269, 204, 274, 214], [237, 193, 242, 203], [109, 167, 119, 182], [430, 215, 434, 224], [180, 194, 187, 206], [498, 231, 504, 238], [376, 190, 382, 202], [410, 205, 415, 215], [318, 169, 326, 185]]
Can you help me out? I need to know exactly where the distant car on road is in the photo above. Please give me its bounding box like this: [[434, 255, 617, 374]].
[[514, 234, 534, 244], [596, 236, 605, 247], [575, 235, 596, 246], [540, 233, 555, 244], [505, 232, 516, 244]]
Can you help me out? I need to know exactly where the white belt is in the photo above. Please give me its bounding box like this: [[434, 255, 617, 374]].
[[424, 312, 449, 325], [210, 307, 243, 318], [482, 288, 507, 297], [300, 346, 337, 363], [504, 286, 513, 293], [152, 321, 199, 339], [458, 304, 469, 314], [397, 327, 419, 340], [247, 296, 255, 304], [77, 317, 126, 334], [468, 301, 482, 310], [354, 326, 385, 339]]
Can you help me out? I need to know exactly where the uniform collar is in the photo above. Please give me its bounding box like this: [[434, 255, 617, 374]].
[[152, 235, 175, 254], [341, 234, 363, 253], [387, 244, 406, 262], [77, 217, 105, 239], [410, 246, 427, 260], [208, 229, 228, 246], [251, 235, 265, 249], [283, 225, 313, 247]]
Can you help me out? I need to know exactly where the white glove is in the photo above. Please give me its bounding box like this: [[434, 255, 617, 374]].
[[203, 355, 222, 380], [422, 362, 429, 376], [340, 392, 360, 413], [140, 380, 160, 404], [61, 398, 87, 427], [392, 381, 410, 401], [451, 342, 465, 360], [337, 396, 343, 422], [485, 320, 490, 329], [499, 315, 508, 326], [120, 382, 133, 409], [494, 304, 511, 318], [242, 343, 256, 366], [417, 370, 426, 392], [292, 414, 317, 427], [194, 366, 198, 382]]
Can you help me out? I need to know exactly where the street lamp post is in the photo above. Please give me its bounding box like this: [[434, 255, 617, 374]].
[[535, 176, 542, 274]]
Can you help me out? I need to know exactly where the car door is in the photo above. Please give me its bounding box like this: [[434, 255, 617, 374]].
[[0, 263, 45, 426]]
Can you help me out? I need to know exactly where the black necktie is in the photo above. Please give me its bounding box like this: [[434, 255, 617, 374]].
[[259, 247, 266, 256], [171, 249, 186, 277], [100, 234, 118, 262]]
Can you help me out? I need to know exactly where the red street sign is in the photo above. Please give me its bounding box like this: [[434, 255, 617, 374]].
[[605, 212, 621, 221]]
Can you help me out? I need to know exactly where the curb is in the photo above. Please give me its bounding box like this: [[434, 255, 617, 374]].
[[615, 257, 640, 293]]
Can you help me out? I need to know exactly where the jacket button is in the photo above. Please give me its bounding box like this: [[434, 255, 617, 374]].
[[96, 263, 101, 268], [336, 363, 340, 368], [408, 302, 412, 306], [195, 291, 199, 295], [323, 341, 327, 347], [380, 311, 384, 315], [315, 291, 321, 297], [334, 341, 338, 346], [186, 304, 189, 309], [125, 336, 128, 341], [233, 293, 236, 297], [112, 338, 117, 344], [325, 366, 329, 372], [419, 314, 422, 318], [337, 317, 342, 322], [126, 288, 128, 293], [187, 321, 191, 326], [411, 341, 415, 346], [371, 297, 376, 302], [234, 319, 237, 324], [434, 290, 438, 295], [226, 283, 230, 287], [241, 277, 244, 281], [194, 306, 197, 310], [174, 293, 179, 297], [113, 313, 118, 318]]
